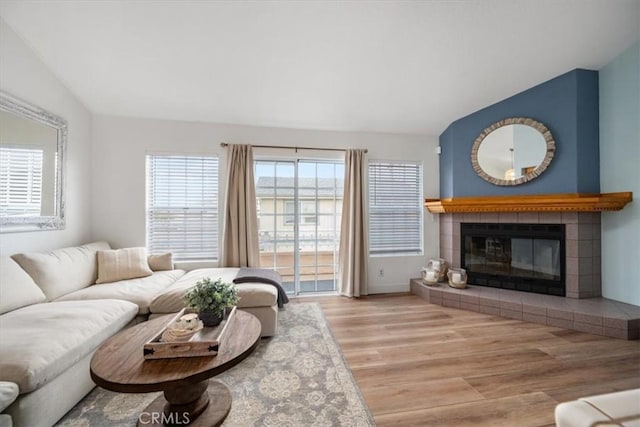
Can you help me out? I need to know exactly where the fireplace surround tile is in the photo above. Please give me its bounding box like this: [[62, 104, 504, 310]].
[[578, 223, 593, 239], [498, 212, 518, 222], [566, 239, 579, 257], [593, 239, 601, 255], [579, 273, 593, 290], [539, 212, 562, 223], [578, 240, 593, 258], [566, 274, 579, 293], [579, 259, 593, 275], [566, 257, 579, 276], [441, 220, 453, 237], [561, 212, 579, 223], [518, 212, 539, 223], [480, 213, 499, 223]]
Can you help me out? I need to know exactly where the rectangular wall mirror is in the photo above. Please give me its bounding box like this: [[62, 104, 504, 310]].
[[0, 91, 66, 232]]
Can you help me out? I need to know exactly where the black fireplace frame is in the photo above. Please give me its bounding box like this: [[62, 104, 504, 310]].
[[460, 223, 566, 296]]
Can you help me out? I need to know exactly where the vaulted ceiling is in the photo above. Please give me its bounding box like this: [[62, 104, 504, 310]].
[[1, 0, 638, 135]]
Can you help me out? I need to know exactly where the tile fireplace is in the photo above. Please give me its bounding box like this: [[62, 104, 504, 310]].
[[440, 212, 601, 299], [414, 194, 637, 339]]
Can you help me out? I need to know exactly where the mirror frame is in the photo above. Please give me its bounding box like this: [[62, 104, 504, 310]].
[[0, 91, 66, 232], [471, 117, 555, 186]]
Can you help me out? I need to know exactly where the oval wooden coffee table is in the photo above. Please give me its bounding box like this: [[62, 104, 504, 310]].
[[91, 310, 261, 426]]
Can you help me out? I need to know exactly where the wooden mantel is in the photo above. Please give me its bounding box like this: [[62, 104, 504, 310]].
[[424, 192, 633, 214]]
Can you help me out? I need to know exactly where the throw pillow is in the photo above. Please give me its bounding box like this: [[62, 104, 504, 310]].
[[148, 253, 174, 271], [96, 247, 153, 284]]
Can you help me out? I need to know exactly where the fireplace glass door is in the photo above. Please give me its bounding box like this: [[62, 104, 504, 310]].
[[461, 223, 565, 296]]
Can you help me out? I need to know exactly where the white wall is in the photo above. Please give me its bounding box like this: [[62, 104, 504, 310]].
[[91, 115, 439, 294], [599, 41, 640, 306], [0, 20, 93, 256]]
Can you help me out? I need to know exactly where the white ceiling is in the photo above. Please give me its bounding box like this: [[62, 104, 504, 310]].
[[1, 1, 638, 136]]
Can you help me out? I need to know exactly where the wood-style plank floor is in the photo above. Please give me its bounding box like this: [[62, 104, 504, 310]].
[[291, 293, 640, 426]]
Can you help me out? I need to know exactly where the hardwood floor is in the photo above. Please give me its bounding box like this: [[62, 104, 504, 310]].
[[291, 293, 640, 426]]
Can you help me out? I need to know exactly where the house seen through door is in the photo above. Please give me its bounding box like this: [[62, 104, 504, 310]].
[[254, 159, 344, 295]]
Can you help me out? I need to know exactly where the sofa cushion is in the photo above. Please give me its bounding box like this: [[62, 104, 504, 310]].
[[0, 299, 137, 394], [0, 382, 18, 412], [555, 388, 640, 427], [96, 247, 153, 284], [150, 268, 277, 314], [581, 389, 640, 426], [148, 253, 173, 271], [0, 257, 46, 315], [11, 241, 111, 300], [56, 270, 186, 314]]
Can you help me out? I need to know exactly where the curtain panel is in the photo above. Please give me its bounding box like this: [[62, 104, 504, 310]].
[[221, 144, 260, 267], [338, 149, 369, 297]]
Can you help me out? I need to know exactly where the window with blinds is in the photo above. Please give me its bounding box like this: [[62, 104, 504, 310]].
[[368, 161, 423, 255], [0, 147, 43, 216], [146, 155, 219, 261]]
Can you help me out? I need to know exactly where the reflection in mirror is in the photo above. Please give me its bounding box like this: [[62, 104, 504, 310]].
[[0, 91, 66, 232], [471, 117, 555, 186]]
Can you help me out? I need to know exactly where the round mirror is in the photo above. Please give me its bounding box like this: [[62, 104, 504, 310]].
[[471, 117, 555, 186]]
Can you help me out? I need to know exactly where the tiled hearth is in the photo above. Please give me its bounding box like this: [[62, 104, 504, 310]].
[[439, 212, 602, 298], [410, 279, 640, 340]]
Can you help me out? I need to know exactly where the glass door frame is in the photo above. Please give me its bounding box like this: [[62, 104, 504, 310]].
[[254, 155, 343, 296]]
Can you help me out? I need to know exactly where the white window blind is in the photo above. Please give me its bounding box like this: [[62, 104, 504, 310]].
[[368, 161, 423, 255], [0, 147, 43, 216], [146, 155, 219, 261]]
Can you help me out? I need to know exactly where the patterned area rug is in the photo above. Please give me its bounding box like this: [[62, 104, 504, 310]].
[[56, 303, 375, 426]]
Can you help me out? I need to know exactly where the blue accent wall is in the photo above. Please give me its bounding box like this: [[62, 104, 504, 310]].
[[439, 69, 600, 197]]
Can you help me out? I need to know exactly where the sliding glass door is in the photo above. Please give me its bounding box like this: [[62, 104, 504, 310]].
[[254, 159, 344, 295]]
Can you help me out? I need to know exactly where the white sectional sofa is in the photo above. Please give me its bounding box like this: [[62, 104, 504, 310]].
[[150, 267, 279, 336], [0, 241, 280, 427], [555, 388, 640, 427]]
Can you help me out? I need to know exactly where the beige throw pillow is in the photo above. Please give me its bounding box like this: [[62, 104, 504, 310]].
[[96, 247, 153, 284], [148, 253, 174, 271]]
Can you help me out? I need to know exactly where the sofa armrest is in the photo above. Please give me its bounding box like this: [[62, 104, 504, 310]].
[[0, 382, 18, 413], [555, 388, 640, 427]]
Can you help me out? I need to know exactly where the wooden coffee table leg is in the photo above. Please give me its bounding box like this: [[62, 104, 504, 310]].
[[136, 380, 232, 427]]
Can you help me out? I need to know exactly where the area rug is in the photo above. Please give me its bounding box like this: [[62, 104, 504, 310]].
[[56, 303, 375, 426]]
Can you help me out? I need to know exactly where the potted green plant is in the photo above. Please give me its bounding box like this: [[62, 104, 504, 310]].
[[184, 277, 240, 327]]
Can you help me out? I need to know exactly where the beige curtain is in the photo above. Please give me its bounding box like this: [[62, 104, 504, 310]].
[[222, 144, 260, 267], [338, 149, 369, 297]]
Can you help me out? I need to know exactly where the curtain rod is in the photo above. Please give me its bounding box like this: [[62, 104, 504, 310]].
[[220, 142, 367, 153]]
